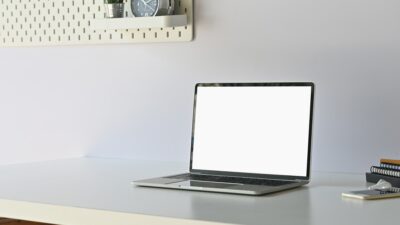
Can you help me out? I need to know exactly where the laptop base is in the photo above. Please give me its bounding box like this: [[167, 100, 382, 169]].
[[134, 173, 308, 196]]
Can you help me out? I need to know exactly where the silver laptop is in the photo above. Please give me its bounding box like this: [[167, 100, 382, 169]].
[[134, 83, 315, 195]]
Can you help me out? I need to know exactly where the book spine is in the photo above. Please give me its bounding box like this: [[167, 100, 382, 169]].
[[380, 163, 400, 171], [370, 166, 400, 178], [380, 159, 400, 166], [366, 172, 400, 188]]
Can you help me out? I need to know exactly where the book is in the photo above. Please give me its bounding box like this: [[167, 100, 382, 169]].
[[380, 163, 400, 171], [366, 172, 400, 188], [380, 158, 400, 166], [370, 166, 400, 177]]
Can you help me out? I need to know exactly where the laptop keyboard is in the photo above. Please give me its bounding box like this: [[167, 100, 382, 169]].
[[167, 173, 295, 186]]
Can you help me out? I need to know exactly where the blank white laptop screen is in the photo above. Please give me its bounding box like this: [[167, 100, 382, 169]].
[[192, 85, 312, 177]]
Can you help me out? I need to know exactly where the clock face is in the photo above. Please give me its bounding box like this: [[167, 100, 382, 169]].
[[131, 0, 159, 17]]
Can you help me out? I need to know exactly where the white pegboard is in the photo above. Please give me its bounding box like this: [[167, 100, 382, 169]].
[[0, 0, 193, 47]]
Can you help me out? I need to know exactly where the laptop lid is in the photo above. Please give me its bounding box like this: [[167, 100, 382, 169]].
[[189, 83, 314, 181]]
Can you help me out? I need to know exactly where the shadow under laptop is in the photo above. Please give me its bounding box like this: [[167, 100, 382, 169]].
[[188, 186, 311, 225]]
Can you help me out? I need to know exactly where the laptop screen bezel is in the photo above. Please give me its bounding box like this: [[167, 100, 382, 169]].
[[189, 82, 315, 181]]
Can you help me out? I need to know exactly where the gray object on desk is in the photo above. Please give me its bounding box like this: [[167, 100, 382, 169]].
[[135, 83, 315, 195]]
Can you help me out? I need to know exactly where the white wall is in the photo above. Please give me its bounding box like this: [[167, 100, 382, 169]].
[[0, 0, 400, 172]]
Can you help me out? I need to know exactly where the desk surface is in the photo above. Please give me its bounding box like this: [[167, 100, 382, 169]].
[[0, 158, 398, 225]]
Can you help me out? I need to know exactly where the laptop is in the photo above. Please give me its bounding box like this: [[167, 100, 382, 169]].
[[134, 82, 315, 195]]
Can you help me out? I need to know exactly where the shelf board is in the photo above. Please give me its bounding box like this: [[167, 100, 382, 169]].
[[92, 15, 188, 30]]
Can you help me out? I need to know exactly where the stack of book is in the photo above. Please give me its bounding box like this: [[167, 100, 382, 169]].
[[366, 159, 400, 187]]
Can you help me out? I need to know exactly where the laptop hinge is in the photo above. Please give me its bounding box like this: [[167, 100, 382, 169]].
[[190, 172, 304, 182]]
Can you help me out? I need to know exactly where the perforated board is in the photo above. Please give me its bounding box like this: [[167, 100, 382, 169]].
[[0, 0, 193, 47]]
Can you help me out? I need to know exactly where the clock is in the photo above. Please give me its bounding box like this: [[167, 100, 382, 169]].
[[131, 0, 175, 17]]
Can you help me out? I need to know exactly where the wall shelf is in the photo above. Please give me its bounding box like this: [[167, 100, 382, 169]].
[[0, 0, 193, 46], [92, 15, 188, 30]]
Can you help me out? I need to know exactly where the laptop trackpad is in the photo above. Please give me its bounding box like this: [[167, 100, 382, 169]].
[[173, 180, 239, 188]]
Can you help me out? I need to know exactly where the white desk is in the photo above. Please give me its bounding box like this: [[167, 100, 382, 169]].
[[0, 158, 398, 225]]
